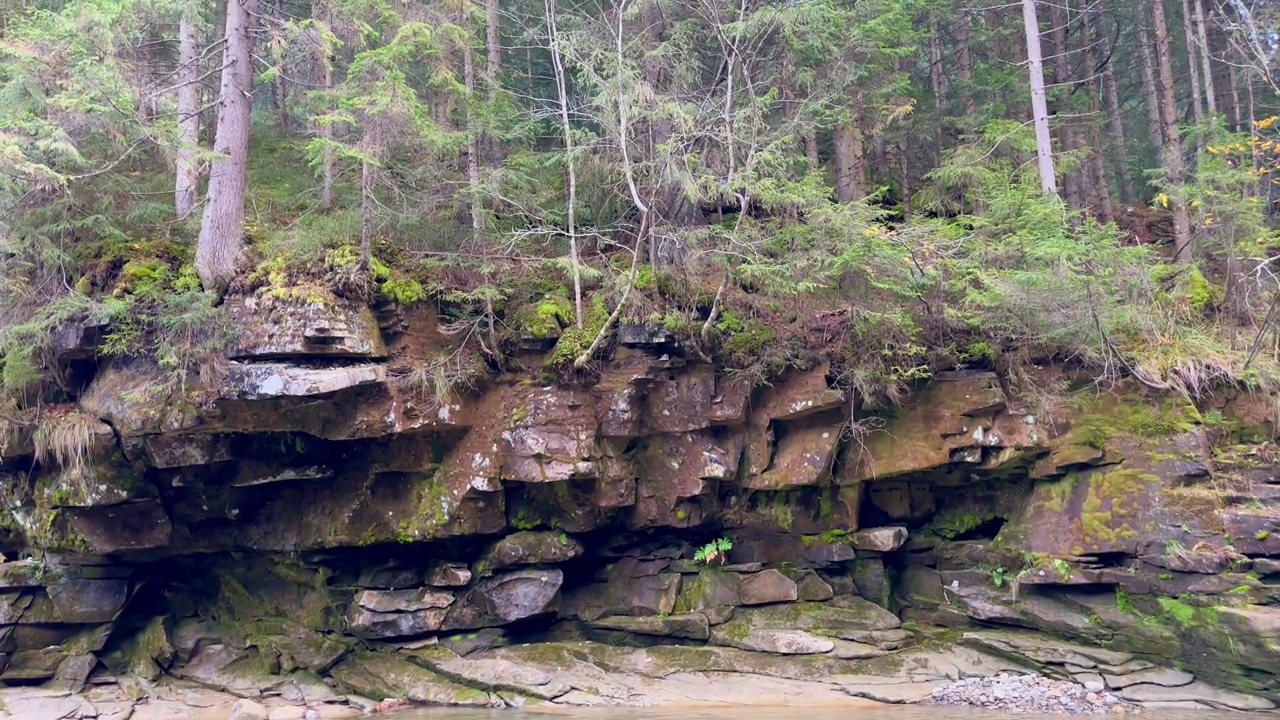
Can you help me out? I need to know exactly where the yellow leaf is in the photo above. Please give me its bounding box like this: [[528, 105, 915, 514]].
[[1155, 192, 1169, 208], [1190, 199, 1201, 207]]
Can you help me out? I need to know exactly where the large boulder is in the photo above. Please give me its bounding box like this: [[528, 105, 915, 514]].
[[738, 570, 798, 606], [442, 569, 564, 630], [477, 531, 584, 571]]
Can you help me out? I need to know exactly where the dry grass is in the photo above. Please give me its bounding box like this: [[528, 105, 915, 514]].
[[391, 349, 487, 413], [32, 408, 98, 476], [1162, 485, 1227, 534]]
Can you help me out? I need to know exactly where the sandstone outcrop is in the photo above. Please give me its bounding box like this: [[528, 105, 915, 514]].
[[0, 299, 1276, 716]]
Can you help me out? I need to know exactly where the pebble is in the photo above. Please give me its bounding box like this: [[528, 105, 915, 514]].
[[928, 673, 1142, 715]]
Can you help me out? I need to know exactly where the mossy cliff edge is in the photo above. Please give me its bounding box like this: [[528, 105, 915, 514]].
[[0, 297, 1277, 716]]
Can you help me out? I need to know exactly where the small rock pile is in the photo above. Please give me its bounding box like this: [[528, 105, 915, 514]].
[[929, 673, 1141, 715]]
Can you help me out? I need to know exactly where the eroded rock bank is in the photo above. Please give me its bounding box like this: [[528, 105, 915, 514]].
[[0, 298, 1278, 717]]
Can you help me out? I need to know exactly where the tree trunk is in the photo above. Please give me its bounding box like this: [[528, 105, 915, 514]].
[[804, 129, 819, 171], [273, 0, 289, 134], [196, 0, 259, 293], [833, 92, 867, 202], [1194, 0, 1216, 115], [957, 2, 977, 121], [928, 14, 946, 111], [360, 141, 374, 269], [1048, 3, 1081, 208], [1097, 1, 1133, 204], [464, 32, 483, 247], [1181, 0, 1204, 121], [315, 0, 334, 209], [899, 142, 912, 219], [175, 9, 201, 220], [1137, 16, 1164, 154], [207, 0, 229, 145], [547, 0, 582, 328], [486, 0, 500, 99], [1023, 0, 1057, 195], [1228, 60, 1242, 130], [1151, 0, 1193, 262], [1081, 8, 1112, 221]]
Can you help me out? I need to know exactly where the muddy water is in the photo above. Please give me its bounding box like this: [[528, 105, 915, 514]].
[[391, 706, 1239, 720]]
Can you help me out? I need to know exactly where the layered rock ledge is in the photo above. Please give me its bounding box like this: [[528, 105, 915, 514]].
[[0, 299, 1278, 717]]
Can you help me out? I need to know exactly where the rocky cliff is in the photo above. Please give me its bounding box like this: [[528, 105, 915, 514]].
[[1, 297, 1278, 718]]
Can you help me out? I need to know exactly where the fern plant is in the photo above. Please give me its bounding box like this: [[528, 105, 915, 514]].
[[694, 537, 733, 566]]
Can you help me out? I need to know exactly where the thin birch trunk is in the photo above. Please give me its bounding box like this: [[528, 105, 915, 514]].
[[546, 0, 582, 329], [317, 2, 334, 210], [175, 8, 201, 219], [1023, 0, 1057, 195], [1181, 0, 1204, 120], [486, 0, 500, 99], [465, 34, 483, 248], [957, 3, 977, 120], [1194, 0, 1216, 114]]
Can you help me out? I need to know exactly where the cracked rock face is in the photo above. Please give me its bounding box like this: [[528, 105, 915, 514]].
[[2, 302, 1278, 713]]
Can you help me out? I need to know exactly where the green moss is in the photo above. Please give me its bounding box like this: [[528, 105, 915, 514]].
[[926, 510, 998, 540], [381, 277, 423, 304], [1069, 394, 1199, 449], [1180, 266, 1219, 312], [548, 296, 608, 365], [721, 322, 775, 358], [1035, 475, 1077, 513], [522, 294, 573, 338], [959, 341, 998, 363], [1115, 587, 1135, 614], [1157, 597, 1198, 627], [395, 471, 454, 542], [1078, 468, 1159, 547]]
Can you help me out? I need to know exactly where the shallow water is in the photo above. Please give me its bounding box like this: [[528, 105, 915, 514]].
[[391, 706, 1242, 720]]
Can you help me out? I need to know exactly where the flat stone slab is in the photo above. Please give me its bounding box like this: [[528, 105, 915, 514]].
[[961, 630, 1133, 668], [354, 588, 454, 613], [225, 363, 385, 400], [709, 628, 835, 655], [1120, 681, 1276, 711], [328, 653, 493, 707], [589, 613, 710, 640], [827, 639, 888, 660], [851, 527, 908, 552], [1103, 667, 1195, 689], [408, 648, 572, 700]]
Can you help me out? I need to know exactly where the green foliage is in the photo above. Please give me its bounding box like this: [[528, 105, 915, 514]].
[[693, 537, 733, 566], [548, 296, 608, 366], [991, 566, 1009, 588]]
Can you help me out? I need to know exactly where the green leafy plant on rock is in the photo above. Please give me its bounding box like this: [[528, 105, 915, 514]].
[[694, 538, 733, 566], [991, 566, 1009, 588]]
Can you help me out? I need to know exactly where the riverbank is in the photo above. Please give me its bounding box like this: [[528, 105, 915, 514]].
[[3, 626, 1274, 719]]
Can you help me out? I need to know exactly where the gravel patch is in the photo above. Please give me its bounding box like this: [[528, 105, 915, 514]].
[[928, 673, 1142, 714]]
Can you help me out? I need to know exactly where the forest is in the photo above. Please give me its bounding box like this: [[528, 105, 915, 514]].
[[4, 0, 1280, 424]]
